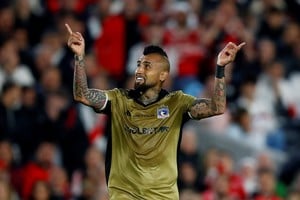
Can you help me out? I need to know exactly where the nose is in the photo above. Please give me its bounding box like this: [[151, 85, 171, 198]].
[[135, 65, 145, 74]]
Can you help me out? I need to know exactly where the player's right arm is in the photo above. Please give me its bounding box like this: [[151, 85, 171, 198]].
[[66, 24, 107, 112]]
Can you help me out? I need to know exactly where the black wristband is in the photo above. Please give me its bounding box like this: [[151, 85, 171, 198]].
[[74, 54, 84, 61], [215, 65, 225, 78]]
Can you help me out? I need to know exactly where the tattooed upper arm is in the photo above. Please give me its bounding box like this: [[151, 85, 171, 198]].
[[188, 77, 226, 120], [188, 98, 215, 120], [86, 89, 108, 112], [77, 89, 108, 112]]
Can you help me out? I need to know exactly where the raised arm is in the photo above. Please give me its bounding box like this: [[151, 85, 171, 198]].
[[66, 24, 107, 112], [189, 42, 245, 120]]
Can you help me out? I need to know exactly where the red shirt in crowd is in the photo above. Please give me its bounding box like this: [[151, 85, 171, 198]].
[[254, 195, 282, 200], [21, 162, 49, 200]]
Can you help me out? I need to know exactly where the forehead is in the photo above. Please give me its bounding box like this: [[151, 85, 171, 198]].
[[138, 53, 163, 63]]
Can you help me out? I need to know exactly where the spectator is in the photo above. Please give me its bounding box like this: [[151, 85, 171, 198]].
[[20, 142, 60, 200], [0, 178, 19, 200], [77, 145, 107, 199], [94, 0, 150, 83], [201, 174, 240, 200], [164, 1, 204, 92], [0, 82, 22, 140], [252, 168, 283, 200], [278, 21, 300, 72], [16, 86, 40, 163], [287, 189, 300, 200], [256, 5, 286, 43], [179, 188, 200, 200], [38, 89, 89, 176], [201, 148, 219, 189], [178, 161, 203, 193], [48, 166, 70, 200], [0, 38, 35, 91], [217, 151, 246, 199], [0, 140, 22, 195], [226, 107, 266, 150], [179, 126, 201, 168], [28, 180, 52, 200], [178, 127, 205, 192], [254, 60, 292, 150], [238, 157, 258, 197], [0, 3, 15, 45], [235, 76, 257, 110], [14, 0, 49, 47]]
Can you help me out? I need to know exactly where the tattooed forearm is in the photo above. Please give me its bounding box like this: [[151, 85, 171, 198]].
[[73, 58, 107, 111], [73, 59, 87, 99], [212, 77, 226, 114], [189, 77, 226, 120]]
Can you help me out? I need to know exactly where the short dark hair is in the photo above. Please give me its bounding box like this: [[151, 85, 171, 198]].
[[143, 45, 168, 58], [1, 81, 17, 95]]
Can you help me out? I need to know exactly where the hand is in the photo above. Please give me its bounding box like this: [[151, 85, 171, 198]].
[[217, 42, 246, 66], [65, 23, 85, 56]]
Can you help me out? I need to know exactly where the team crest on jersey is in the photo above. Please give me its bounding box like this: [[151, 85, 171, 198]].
[[157, 106, 169, 119]]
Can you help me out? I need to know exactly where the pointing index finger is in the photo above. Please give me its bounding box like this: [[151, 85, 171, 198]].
[[65, 24, 73, 35], [238, 42, 246, 50]]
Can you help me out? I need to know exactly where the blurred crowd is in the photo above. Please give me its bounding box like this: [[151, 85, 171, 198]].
[[1, 0, 300, 199]]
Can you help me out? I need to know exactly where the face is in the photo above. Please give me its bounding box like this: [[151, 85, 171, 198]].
[[0, 141, 13, 165], [134, 53, 168, 91], [0, 180, 10, 200], [219, 154, 233, 174], [259, 172, 276, 194], [36, 142, 56, 167], [32, 181, 50, 200], [85, 146, 103, 168], [215, 175, 229, 195], [180, 162, 197, 184], [180, 128, 197, 154]]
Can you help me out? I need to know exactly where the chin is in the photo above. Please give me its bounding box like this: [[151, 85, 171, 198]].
[[134, 83, 149, 92], [134, 83, 143, 90]]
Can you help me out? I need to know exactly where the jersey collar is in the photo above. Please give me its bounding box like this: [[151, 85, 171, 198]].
[[127, 89, 169, 106]]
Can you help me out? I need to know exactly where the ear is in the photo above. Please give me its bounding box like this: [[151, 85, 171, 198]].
[[159, 71, 169, 82]]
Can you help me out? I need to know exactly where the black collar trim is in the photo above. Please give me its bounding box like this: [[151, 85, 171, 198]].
[[126, 89, 169, 107]]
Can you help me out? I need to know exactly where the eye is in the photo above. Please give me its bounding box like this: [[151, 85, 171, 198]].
[[145, 64, 151, 69], [137, 63, 141, 67]]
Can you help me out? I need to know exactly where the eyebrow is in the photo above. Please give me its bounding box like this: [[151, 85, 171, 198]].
[[137, 60, 152, 65]]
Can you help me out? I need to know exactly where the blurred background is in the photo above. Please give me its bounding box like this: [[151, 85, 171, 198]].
[[0, 0, 300, 199]]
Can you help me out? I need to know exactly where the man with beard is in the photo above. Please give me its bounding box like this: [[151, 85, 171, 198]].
[[65, 24, 245, 200]]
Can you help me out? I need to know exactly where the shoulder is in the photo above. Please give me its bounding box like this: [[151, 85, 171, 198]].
[[167, 90, 184, 97], [107, 88, 136, 100], [168, 90, 196, 100], [166, 90, 197, 110]]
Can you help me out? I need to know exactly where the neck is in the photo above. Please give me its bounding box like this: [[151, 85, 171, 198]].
[[138, 88, 161, 105]]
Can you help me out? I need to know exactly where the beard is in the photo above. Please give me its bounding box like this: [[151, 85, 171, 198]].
[[134, 81, 152, 93]]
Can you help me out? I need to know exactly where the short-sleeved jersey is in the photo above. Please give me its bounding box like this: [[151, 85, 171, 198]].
[[102, 88, 196, 200]]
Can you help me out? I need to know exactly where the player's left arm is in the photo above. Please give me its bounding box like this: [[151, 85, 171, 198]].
[[188, 42, 246, 120]]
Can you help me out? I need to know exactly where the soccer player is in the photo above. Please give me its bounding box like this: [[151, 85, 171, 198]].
[[65, 23, 245, 200]]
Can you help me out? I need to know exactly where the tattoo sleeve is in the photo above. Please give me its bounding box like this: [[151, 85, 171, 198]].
[[189, 77, 226, 119], [73, 57, 107, 112]]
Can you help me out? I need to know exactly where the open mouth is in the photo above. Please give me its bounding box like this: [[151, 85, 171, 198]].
[[135, 76, 145, 84]]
